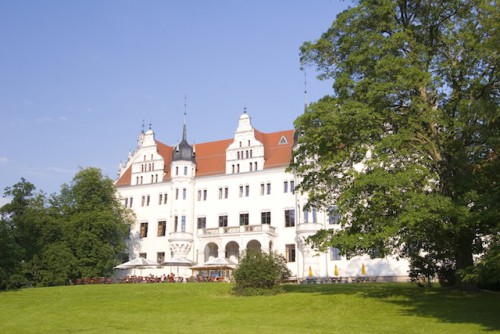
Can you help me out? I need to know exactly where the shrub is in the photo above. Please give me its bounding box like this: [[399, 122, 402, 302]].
[[233, 249, 291, 296]]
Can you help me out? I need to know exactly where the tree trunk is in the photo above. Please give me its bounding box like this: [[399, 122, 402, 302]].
[[455, 232, 475, 289]]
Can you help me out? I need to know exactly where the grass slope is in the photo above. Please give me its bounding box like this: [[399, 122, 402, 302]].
[[0, 283, 498, 333]]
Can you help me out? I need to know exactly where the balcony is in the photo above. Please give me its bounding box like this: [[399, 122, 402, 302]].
[[200, 224, 277, 238], [296, 222, 323, 234]]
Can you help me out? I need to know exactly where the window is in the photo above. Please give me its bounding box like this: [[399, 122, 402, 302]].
[[203, 189, 207, 201], [129, 197, 133, 207], [239, 185, 243, 197], [290, 180, 295, 191], [159, 194, 163, 205], [328, 205, 340, 224], [140, 176, 143, 184], [197, 190, 201, 201], [181, 216, 186, 232], [197, 217, 206, 229], [284, 181, 288, 193], [155, 174, 158, 183], [139, 253, 146, 259], [261, 211, 271, 225], [184, 166, 187, 175], [312, 207, 317, 223], [285, 209, 295, 227], [218, 215, 228, 227], [157, 221, 166, 236], [141, 195, 145, 207], [224, 187, 228, 199], [219, 187, 223, 199], [245, 185, 250, 197], [266, 182, 271, 195], [260, 183, 265, 195], [140, 222, 148, 238], [182, 188, 186, 200], [239, 213, 249, 226], [232, 165, 235, 173], [175, 166, 179, 175], [304, 208, 309, 223], [285, 244, 296, 262], [237, 151, 240, 159], [237, 164, 240, 173], [151, 175, 154, 183], [146, 195, 150, 206], [174, 216, 178, 232], [124, 198, 128, 207], [163, 194, 168, 204], [157, 252, 165, 264], [249, 162, 253, 171], [279, 136, 288, 145], [330, 247, 341, 261]]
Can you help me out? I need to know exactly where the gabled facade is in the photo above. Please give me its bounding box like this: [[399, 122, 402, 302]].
[[115, 111, 409, 281]]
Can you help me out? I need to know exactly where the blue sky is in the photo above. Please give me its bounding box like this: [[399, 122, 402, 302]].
[[0, 0, 349, 202]]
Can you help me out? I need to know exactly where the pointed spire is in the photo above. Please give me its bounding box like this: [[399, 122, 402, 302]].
[[183, 94, 187, 141], [303, 69, 308, 112]]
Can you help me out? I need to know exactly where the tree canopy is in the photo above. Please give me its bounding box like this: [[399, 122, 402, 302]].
[[290, 0, 499, 286], [0, 168, 133, 289]]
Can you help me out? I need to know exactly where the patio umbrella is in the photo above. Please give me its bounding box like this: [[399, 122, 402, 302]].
[[308, 265, 313, 277], [361, 263, 366, 276], [114, 257, 159, 275], [114, 257, 159, 269], [191, 257, 237, 278], [161, 256, 196, 275], [334, 264, 339, 277]]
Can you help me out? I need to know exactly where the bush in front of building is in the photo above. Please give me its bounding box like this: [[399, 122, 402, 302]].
[[233, 249, 291, 296]]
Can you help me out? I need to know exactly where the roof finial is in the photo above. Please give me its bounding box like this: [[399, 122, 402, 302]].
[[303, 68, 308, 112], [149, 122, 152, 130], [244, 106, 247, 114], [182, 94, 187, 141], [141, 120, 145, 133]]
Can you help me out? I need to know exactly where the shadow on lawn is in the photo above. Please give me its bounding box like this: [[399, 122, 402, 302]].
[[283, 283, 500, 332]]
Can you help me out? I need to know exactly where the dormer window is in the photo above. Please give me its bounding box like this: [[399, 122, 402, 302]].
[[279, 136, 288, 145]]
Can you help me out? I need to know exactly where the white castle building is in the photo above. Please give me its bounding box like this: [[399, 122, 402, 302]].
[[115, 110, 409, 282]]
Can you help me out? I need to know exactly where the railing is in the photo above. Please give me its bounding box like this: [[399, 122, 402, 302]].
[[201, 224, 276, 236], [296, 222, 323, 233]]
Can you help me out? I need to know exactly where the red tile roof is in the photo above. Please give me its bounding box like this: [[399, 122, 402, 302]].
[[115, 129, 294, 187]]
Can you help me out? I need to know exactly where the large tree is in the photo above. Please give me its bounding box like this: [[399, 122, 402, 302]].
[[0, 168, 133, 289], [58, 167, 133, 279], [290, 0, 499, 286]]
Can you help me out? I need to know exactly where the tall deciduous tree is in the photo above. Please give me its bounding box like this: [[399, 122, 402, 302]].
[[290, 0, 499, 286], [58, 167, 133, 279]]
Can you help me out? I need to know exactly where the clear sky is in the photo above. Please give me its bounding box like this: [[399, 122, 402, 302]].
[[0, 0, 350, 202]]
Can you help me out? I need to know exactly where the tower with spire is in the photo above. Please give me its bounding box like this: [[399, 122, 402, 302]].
[[169, 103, 196, 260]]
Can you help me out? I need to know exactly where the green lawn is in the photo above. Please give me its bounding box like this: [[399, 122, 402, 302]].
[[0, 283, 498, 333]]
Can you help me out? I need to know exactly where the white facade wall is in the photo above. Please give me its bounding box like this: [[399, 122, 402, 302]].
[[115, 113, 410, 281]]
